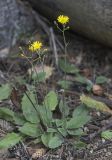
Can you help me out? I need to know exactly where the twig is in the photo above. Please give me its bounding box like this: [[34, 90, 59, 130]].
[[31, 10, 50, 35], [55, 37, 64, 51], [49, 27, 58, 67]]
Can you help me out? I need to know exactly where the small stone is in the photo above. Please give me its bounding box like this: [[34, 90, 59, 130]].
[[102, 138, 105, 143], [96, 111, 101, 116], [92, 84, 104, 96], [90, 149, 93, 153], [32, 148, 46, 159]]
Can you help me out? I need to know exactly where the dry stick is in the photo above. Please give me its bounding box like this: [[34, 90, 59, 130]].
[[49, 27, 58, 67], [55, 37, 65, 51], [32, 10, 50, 35], [20, 142, 30, 159]]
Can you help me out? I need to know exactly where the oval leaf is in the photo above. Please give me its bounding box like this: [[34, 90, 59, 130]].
[[96, 76, 108, 84], [38, 105, 52, 127], [59, 100, 69, 118], [73, 104, 89, 117], [19, 122, 42, 138], [0, 108, 14, 122], [58, 80, 73, 89], [44, 91, 58, 111], [0, 133, 22, 149], [59, 59, 79, 74], [48, 135, 63, 149], [67, 115, 91, 129], [22, 92, 39, 123], [41, 133, 53, 147], [101, 130, 112, 140], [0, 84, 12, 100], [67, 128, 84, 136]]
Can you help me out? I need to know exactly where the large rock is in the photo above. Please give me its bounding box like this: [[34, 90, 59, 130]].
[[27, 0, 112, 47], [0, 0, 37, 57]]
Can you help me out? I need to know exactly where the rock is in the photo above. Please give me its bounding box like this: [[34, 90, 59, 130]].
[[27, 0, 112, 47], [0, 0, 37, 57]]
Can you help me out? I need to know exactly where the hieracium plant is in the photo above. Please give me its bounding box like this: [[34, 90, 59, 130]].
[[0, 15, 91, 150]]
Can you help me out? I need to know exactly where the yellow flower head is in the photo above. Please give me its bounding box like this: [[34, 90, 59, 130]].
[[29, 41, 42, 52], [57, 15, 69, 25]]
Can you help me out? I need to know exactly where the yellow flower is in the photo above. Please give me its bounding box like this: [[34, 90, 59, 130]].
[[29, 41, 42, 52], [57, 15, 69, 25]]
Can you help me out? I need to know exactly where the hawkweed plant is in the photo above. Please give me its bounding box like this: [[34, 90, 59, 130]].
[[0, 15, 91, 150]]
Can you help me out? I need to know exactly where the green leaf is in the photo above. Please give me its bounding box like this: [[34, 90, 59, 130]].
[[72, 104, 89, 118], [14, 76, 26, 85], [67, 116, 90, 129], [41, 133, 53, 147], [48, 134, 63, 149], [32, 72, 46, 82], [44, 91, 58, 111], [0, 108, 14, 122], [59, 100, 69, 118], [101, 130, 112, 140], [57, 128, 67, 137], [96, 76, 108, 84], [86, 83, 93, 91], [13, 113, 26, 126], [58, 80, 73, 89], [47, 128, 57, 133], [67, 106, 91, 129], [67, 128, 84, 136], [41, 133, 63, 149], [74, 140, 87, 149], [0, 133, 22, 149], [59, 59, 79, 74], [22, 92, 39, 123], [32, 137, 41, 144], [74, 75, 87, 84], [55, 119, 63, 127], [0, 84, 12, 100], [19, 122, 42, 138], [38, 105, 52, 127]]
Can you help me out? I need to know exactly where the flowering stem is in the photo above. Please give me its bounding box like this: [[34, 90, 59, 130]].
[[62, 27, 68, 128], [62, 28, 67, 89], [40, 59, 51, 127]]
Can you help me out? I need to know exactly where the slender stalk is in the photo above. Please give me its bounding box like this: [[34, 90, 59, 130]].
[[62, 28, 67, 90], [62, 27, 68, 129], [40, 59, 51, 128], [24, 55, 39, 105]]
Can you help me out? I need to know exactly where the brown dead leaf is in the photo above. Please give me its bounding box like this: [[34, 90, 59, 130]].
[[80, 94, 112, 114]]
